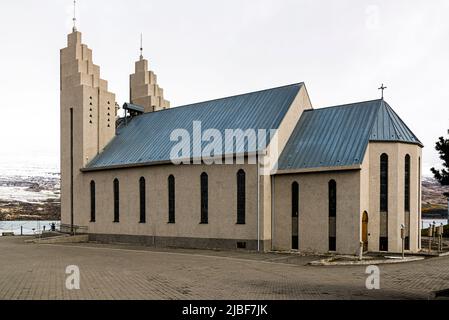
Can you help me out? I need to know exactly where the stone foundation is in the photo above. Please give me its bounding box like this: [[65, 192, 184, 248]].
[[88, 233, 270, 251]]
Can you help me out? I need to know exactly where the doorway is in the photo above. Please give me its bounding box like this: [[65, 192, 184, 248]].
[[362, 211, 369, 252]]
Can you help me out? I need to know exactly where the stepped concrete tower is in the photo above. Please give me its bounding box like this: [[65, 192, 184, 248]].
[[60, 30, 116, 230], [130, 55, 170, 113]]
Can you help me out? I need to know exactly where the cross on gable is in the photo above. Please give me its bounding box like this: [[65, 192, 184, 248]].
[[378, 84, 387, 99]]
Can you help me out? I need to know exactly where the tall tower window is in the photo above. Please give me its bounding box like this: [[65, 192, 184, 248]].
[[379, 153, 389, 251], [418, 157, 421, 249], [237, 170, 246, 225], [380, 154, 389, 212], [328, 180, 337, 251], [113, 179, 120, 223], [139, 177, 146, 224], [405, 155, 411, 212], [200, 173, 209, 224], [168, 175, 175, 224], [404, 155, 411, 250], [90, 181, 96, 223]]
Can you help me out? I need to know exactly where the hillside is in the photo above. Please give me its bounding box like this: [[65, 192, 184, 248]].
[[422, 176, 449, 219]]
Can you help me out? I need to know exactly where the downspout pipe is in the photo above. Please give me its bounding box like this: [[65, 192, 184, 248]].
[[271, 175, 275, 251], [257, 156, 261, 252]]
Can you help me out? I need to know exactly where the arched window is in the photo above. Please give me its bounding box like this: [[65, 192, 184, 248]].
[[168, 175, 175, 224], [113, 179, 120, 223], [380, 154, 389, 212], [90, 181, 96, 223], [139, 177, 146, 223], [404, 155, 410, 212], [237, 170, 246, 225], [201, 173, 209, 224], [328, 180, 337, 251]]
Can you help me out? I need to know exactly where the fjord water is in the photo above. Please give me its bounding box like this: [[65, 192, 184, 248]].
[[0, 154, 60, 232]]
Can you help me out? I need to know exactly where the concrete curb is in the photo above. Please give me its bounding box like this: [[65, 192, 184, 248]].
[[309, 256, 425, 266]]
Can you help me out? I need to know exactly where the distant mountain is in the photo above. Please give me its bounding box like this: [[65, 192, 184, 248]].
[[422, 176, 449, 218]]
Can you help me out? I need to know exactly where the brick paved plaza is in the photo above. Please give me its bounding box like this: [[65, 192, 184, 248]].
[[0, 237, 448, 300]]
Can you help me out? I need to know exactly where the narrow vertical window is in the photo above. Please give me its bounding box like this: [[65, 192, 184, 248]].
[[90, 181, 96, 223], [379, 153, 389, 251], [237, 170, 246, 225], [113, 179, 120, 223], [328, 180, 337, 251], [168, 175, 175, 223], [291, 182, 299, 250], [404, 155, 411, 250], [418, 157, 421, 249], [139, 177, 146, 223], [292, 182, 299, 218], [404, 155, 410, 212], [201, 173, 208, 224], [380, 154, 389, 212], [70, 108, 74, 234]]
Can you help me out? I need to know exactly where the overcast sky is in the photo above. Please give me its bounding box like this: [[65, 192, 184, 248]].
[[0, 0, 447, 175]]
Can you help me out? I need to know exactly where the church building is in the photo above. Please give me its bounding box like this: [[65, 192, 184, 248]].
[[60, 29, 423, 255]]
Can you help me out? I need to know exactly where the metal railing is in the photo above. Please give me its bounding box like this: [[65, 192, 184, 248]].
[[0, 221, 61, 236], [59, 224, 88, 235]]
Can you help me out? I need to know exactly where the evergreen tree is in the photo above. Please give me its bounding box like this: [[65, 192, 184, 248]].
[[431, 134, 449, 197]]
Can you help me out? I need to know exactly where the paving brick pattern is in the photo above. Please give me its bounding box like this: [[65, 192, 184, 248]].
[[0, 237, 447, 300]]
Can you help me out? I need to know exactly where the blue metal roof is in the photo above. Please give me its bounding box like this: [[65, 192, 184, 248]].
[[86, 83, 304, 170], [369, 100, 421, 143], [277, 99, 422, 171]]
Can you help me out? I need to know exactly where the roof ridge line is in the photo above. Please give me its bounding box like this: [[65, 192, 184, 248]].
[[134, 82, 304, 117], [367, 100, 384, 138], [304, 98, 383, 113], [381, 100, 423, 145], [382, 100, 403, 139]]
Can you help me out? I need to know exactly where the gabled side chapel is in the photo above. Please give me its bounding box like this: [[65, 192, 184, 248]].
[[61, 29, 423, 255]]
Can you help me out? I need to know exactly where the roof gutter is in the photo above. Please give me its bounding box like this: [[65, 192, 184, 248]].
[[369, 140, 424, 148], [81, 150, 269, 173], [274, 164, 362, 175]]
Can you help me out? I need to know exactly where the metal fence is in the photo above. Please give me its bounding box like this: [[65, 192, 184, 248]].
[[0, 221, 61, 236]]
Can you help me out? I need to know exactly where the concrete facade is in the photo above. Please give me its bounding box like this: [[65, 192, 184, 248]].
[[60, 31, 116, 233], [60, 30, 423, 254], [130, 57, 170, 113], [272, 169, 362, 254], [364, 142, 422, 253], [272, 141, 422, 255], [79, 164, 261, 250]]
